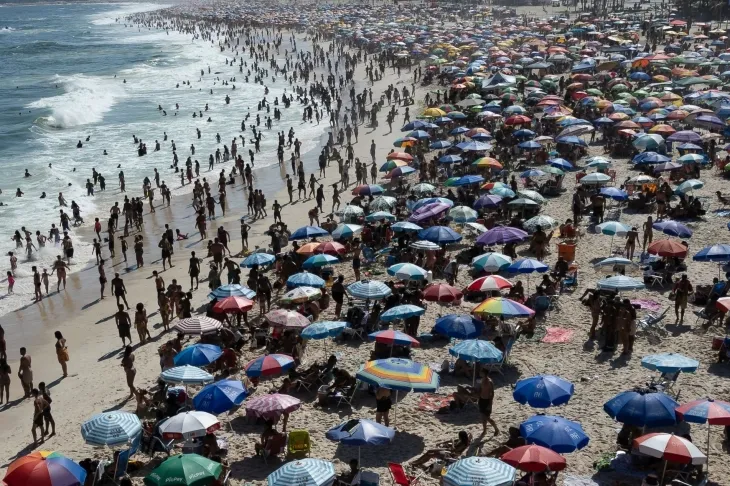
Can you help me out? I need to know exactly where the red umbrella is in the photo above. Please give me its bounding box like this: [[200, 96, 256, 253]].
[[315, 241, 346, 256], [504, 115, 532, 126], [647, 239, 687, 257], [501, 444, 567, 473], [466, 275, 513, 292], [213, 296, 255, 314], [423, 283, 463, 303], [386, 151, 413, 161]]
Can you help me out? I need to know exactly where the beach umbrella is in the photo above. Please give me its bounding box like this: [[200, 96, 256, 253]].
[[380, 304, 426, 322], [159, 411, 220, 440], [678, 153, 705, 164], [507, 258, 548, 274], [4, 451, 86, 486], [356, 358, 438, 392], [519, 141, 542, 151], [433, 315, 484, 339], [431, 140, 453, 149], [289, 225, 329, 241], [265, 309, 310, 329], [648, 239, 687, 257], [173, 344, 222, 367], [409, 203, 449, 223], [443, 458, 516, 486], [193, 380, 248, 415], [161, 365, 213, 385], [439, 154, 462, 164], [472, 252, 512, 272], [241, 252, 275, 268], [423, 283, 463, 303], [208, 284, 256, 300], [474, 195, 503, 209], [336, 204, 365, 220], [597, 221, 631, 255], [641, 353, 699, 373], [386, 152, 412, 162], [387, 263, 428, 281], [316, 242, 346, 256], [477, 226, 528, 245], [144, 454, 222, 486], [600, 187, 628, 201], [174, 316, 223, 335], [604, 390, 678, 427], [303, 254, 339, 270], [456, 141, 492, 152], [386, 166, 417, 178], [693, 244, 730, 262], [580, 173, 611, 186], [520, 169, 546, 179], [280, 286, 322, 305], [513, 375, 574, 408], [634, 433, 706, 465], [267, 459, 335, 486], [594, 257, 634, 268], [449, 206, 479, 223], [369, 196, 397, 212], [675, 179, 704, 194], [418, 226, 462, 244], [409, 240, 441, 251], [212, 296, 254, 314], [676, 398, 730, 468], [500, 445, 567, 473], [633, 152, 670, 165], [81, 411, 142, 447], [472, 297, 535, 319], [412, 183, 435, 195], [296, 243, 321, 256], [523, 216, 557, 233], [369, 330, 420, 347], [351, 184, 385, 196], [326, 417, 394, 446], [287, 272, 326, 289], [412, 197, 454, 210], [549, 158, 573, 171], [520, 415, 589, 453], [466, 275, 513, 292], [490, 186, 516, 198], [653, 220, 692, 238], [596, 276, 645, 292], [516, 190, 546, 205], [667, 130, 702, 144], [633, 134, 665, 150], [379, 159, 408, 173], [301, 321, 347, 340], [451, 175, 486, 186], [246, 393, 301, 420], [472, 157, 502, 169], [653, 161, 682, 173], [347, 280, 392, 300], [392, 221, 422, 233], [449, 339, 503, 371], [244, 355, 295, 378], [332, 223, 362, 240]]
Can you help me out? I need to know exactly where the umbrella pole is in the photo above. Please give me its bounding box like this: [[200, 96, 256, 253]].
[[472, 362, 476, 387], [660, 459, 668, 485], [609, 233, 615, 257], [707, 422, 711, 474], [394, 391, 399, 428]]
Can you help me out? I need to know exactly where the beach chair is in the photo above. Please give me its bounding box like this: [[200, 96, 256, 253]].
[[562, 271, 578, 291], [142, 428, 175, 457], [485, 338, 515, 377], [103, 449, 130, 485], [336, 385, 358, 409], [387, 463, 421, 486], [659, 371, 681, 399], [286, 430, 311, 459], [637, 307, 669, 336], [262, 432, 287, 463], [533, 295, 552, 319], [362, 246, 377, 266]]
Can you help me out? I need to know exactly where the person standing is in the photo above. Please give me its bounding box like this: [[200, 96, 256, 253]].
[[0, 358, 11, 405], [479, 368, 499, 437], [18, 347, 33, 398], [38, 382, 55, 437], [115, 304, 133, 346], [189, 251, 201, 290], [673, 274, 693, 323], [134, 303, 151, 344], [111, 273, 130, 309], [31, 388, 48, 446], [54, 331, 69, 377], [121, 346, 136, 398]]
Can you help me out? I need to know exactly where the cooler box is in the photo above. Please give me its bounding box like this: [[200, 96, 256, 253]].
[[360, 471, 379, 486], [557, 243, 576, 262]]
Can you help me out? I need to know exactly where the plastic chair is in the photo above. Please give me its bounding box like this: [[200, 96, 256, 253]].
[[562, 272, 578, 290], [286, 430, 311, 459], [387, 463, 420, 486]]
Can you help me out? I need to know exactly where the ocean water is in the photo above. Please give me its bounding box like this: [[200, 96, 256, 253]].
[[0, 2, 325, 314]]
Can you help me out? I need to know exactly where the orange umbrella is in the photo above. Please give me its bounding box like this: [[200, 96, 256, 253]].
[[296, 242, 321, 255], [649, 124, 676, 135], [647, 239, 688, 257], [315, 241, 346, 256]]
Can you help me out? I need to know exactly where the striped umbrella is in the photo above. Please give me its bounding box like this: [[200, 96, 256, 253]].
[[208, 284, 256, 300], [370, 196, 397, 212], [159, 411, 221, 440], [81, 411, 142, 447], [302, 254, 339, 269], [212, 296, 254, 314], [331, 223, 363, 240], [174, 316, 223, 335], [246, 394, 302, 420], [356, 358, 437, 392], [387, 263, 428, 281], [244, 354, 295, 378], [449, 339, 503, 363], [336, 205, 365, 220], [267, 459, 335, 486], [347, 280, 392, 299], [160, 365, 214, 385], [472, 297, 535, 319], [676, 398, 730, 471], [173, 344, 223, 367], [410, 240, 441, 251], [466, 275, 513, 292], [265, 309, 310, 329], [471, 252, 512, 272], [449, 206, 479, 223], [287, 272, 326, 289], [523, 215, 558, 233], [633, 433, 706, 465], [4, 451, 87, 486], [368, 330, 420, 347], [443, 457, 516, 486], [241, 252, 276, 268], [351, 184, 385, 196], [380, 304, 426, 322]]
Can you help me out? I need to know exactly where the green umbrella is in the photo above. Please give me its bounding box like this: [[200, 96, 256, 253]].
[[586, 88, 603, 96], [144, 454, 222, 486], [611, 84, 628, 92], [632, 89, 649, 98], [545, 166, 565, 176]]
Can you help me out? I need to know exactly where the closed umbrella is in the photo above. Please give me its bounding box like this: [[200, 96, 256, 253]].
[[513, 375, 574, 408], [520, 415, 589, 453], [81, 411, 142, 447], [443, 458, 516, 486], [604, 390, 678, 427], [267, 459, 335, 486]]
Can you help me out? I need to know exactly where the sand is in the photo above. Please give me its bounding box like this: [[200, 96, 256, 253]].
[[2, 5, 730, 486]]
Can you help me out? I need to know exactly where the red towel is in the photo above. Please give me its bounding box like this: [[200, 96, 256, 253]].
[[542, 327, 574, 343]]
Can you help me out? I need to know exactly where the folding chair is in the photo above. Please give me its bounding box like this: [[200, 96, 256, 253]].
[[103, 449, 130, 485], [262, 432, 287, 464], [286, 430, 311, 459], [387, 463, 421, 486], [659, 371, 681, 399], [485, 338, 514, 377], [336, 385, 358, 409]]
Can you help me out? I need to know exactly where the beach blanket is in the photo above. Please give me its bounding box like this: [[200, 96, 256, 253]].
[[542, 327, 574, 343], [630, 299, 661, 312], [418, 393, 453, 412]]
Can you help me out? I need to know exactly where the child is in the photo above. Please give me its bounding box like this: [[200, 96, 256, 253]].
[[7, 271, 14, 294]]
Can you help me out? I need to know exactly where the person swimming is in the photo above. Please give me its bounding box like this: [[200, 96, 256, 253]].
[[25, 169, 31, 177]]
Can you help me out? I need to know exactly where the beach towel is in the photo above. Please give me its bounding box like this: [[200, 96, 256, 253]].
[[630, 299, 661, 312], [418, 393, 453, 412], [542, 327, 574, 343]]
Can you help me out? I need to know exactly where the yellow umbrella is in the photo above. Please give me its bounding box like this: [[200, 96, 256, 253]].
[[422, 108, 447, 117]]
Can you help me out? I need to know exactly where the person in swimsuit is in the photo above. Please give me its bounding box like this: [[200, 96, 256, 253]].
[[31, 388, 48, 445], [0, 359, 11, 405], [111, 273, 130, 309], [134, 303, 151, 344], [115, 304, 133, 346], [375, 387, 392, 426], [625, 227, 639, 260], [189, 251, 201, 290], [479, 368, 499, 437], [54, 331, 69, 377], [19, 347, 33, 398], [642, 216, 653, 250], [121, 346, 136, 398], [98, 259, 107, 299], [352, 238, 362, 281]]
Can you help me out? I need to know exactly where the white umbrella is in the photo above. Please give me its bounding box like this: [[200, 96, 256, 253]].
[[174, 316, 222, 335], [410, 240, 441, 250], [159, 411, 221, 440], [523, 215, 557, 233]]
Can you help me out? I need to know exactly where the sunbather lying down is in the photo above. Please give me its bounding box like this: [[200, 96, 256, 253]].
[[436, 385, 476, 414], [410, 431, 471, 469]]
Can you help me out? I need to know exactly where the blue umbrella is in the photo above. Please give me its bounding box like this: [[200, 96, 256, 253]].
[[693, 244, 730, 262], [331, 223, 362, 240], [513, 129, 536, 139], [387, 262, 428, 281], [347, 280, 392, 299], [380, 304, 426, 322], [240, 252, 275, 268], [412, 197, 454, 210], [193, 379, 248, 415], [303, 254, 340, 269], [418, 226, 463, 244], [653, 220, 693, 238], [604, 390, 678, 427], [407, 130, 431, 140], [471, 132, 493, 141], [600, 187, 628, 201], [451, 126, 470, 135], [267, 459, 335, 486], [641, 353, 699, 373], [449, 339, 503, 363], [443, 458, 516, 486], [456, 141, 492, 151], [81, 411, 142, 447], [401, 120, 433, 132], [556, 136, 587, 146], [473, 194, 503, 209], [392, 221, 423, 233], [513, 375, 574, 408], [630, 71, 651, 81], [519, 169, 546, 178], [520, 415, 590, 453], [452, 175, 485, 186], [208, 284, 256, 300], [301, 321, 347, 340], [439, 154, 462, 164], [287, 272, 326, 288], [289, 225, 329, 241], [549, 158, 574, 171], [518, 140, 541, 150], [326, 418, 394, 446], [633, 151, 670, 165], [430, 140, 453, 150], [596, 275, 645, 291], [161, 365, 214, 385], [173, 344, 223, 367], [507, 258, 548, 274], [434, 315, 484, 339]]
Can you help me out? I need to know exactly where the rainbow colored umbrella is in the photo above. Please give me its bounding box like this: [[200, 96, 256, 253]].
[[472, 297, 535, 319], [4, 451, 87, 486]]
